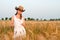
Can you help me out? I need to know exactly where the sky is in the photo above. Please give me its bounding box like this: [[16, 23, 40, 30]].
[[0, 0, 60, 19]]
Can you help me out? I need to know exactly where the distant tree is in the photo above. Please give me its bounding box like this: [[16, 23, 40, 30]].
[[36, 18, 39, 21], [27, 17, 31, 20], [58, 18, 60, 21], [44, 19, 47, 21], [25, 18, 27, 21], [9, 17, 12, 20], [49, 19, 54, 21], [1, 18, 4, 20], [5, 17, 8, 20], [30, 18, 35, 20]]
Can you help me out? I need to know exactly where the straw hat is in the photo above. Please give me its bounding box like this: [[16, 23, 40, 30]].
[[15, 5, 25, 12]]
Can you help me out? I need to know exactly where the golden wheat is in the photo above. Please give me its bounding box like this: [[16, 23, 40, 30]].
[[0, 20, 60, 40]]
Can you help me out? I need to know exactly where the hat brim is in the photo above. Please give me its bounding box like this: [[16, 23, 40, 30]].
[[15, 7, 25, 12]]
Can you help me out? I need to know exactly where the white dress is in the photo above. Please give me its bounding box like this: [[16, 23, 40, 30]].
[[13, 15, 26, 38]]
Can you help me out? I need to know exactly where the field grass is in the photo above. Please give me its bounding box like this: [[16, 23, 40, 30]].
[[0, 20, 60, 40]]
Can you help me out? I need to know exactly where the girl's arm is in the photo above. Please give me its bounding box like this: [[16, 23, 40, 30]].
[[10, 16, 14, 28], [22, 18, 26, 27]]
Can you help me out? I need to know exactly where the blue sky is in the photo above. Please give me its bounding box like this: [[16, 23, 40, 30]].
[[0, 0, 60, 19]]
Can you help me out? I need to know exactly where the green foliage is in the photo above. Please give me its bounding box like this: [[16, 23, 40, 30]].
[[44, 19, 47, 21], [1, 18, 4, 20], [9, 17, 12, 20], [36, 18, 39, 21], [27, 17, 31, 20], [5, 17, 8, 20]]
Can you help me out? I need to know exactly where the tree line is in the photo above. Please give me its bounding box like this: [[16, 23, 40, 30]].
[[0, 17, 60, 21]]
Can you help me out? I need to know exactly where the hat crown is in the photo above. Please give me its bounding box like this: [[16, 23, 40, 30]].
[[15, 5, 25, 12], [18, 6, 24, 10]]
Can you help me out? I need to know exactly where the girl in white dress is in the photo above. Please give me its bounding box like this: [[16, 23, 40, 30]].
[[11, 5, 26, 40]]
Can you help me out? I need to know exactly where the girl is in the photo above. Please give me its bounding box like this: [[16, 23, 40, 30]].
[[11, 5, 26, 40]]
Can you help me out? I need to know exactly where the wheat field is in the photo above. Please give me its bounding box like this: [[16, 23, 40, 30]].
[[0, 20, 60, 40]]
